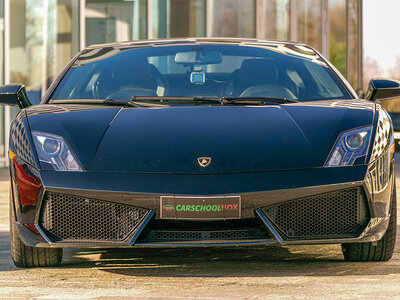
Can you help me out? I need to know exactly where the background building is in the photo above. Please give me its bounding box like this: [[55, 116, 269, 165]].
[[0, 0, 363, 164]]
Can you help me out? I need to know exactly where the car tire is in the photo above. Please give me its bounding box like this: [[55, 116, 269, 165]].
[[341, 180, 397, 262], [10, 203, 62, 268]]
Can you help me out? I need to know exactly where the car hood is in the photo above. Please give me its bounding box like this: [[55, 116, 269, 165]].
[[26, 100, 375, 173]]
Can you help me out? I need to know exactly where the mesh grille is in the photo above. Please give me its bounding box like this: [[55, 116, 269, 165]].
[[262, 188, 369, 240], [40, 192, 148, 243], [147, 228, 266, 241]]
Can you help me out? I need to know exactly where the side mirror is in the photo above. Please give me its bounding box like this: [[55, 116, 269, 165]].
[[0, 84, 32, 108], [365, 79, 400, 102]]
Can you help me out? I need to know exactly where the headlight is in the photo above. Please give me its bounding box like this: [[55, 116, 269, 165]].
[[326, 126, 372, 167], [32, 132, 82, 171]]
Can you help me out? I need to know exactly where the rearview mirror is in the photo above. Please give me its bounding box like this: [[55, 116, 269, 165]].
[[175, 50, 222, 65], [0, 84, 32, 108], [364, 79, 400, 102]]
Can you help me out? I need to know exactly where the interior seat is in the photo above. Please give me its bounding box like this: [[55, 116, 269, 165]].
[[228, 58, 294, 99], [102, 59, 167, 100]]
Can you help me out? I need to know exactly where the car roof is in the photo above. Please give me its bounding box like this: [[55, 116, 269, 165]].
[[87, 37, 306, 50]]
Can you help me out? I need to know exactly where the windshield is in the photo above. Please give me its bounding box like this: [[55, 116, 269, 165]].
[[49, 43, 353, 102]]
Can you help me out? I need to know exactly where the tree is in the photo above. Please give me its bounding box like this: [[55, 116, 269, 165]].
[[388, 55, 400, 80], [363, 56, 382, 90]]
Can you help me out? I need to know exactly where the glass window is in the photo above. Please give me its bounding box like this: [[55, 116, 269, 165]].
[[50, 43, 352, 102], [85, 0, 147, 45], [303, 59, 345, 97], [10, 0, 79, 104], [347, 0, 362, 92], [0, 0, 3, 157], [211, 0, 256, 37], [329, 0, 346, 76], [0, 0, 3, 86], [152, 0, 206, 38], [259, 0, 289, 40], [297, 0, 322, 51]]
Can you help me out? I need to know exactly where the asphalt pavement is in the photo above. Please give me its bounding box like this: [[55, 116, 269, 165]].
[[0, 165, 399, 299]]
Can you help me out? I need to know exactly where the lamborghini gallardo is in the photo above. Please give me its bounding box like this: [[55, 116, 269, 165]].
[[2, 38, 398, 267]]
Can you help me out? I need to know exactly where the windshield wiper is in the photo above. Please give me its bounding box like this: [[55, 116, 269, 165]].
[[130, 96, 299, 105], [50, 96, 298, 107], [131, 96, 222, 104], [222, 97, 299, 105], [49, 98, 143, 108], [104, 98, 143, 108]]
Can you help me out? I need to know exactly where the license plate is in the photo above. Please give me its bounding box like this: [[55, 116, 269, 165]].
[[160, 196, 241, 220]]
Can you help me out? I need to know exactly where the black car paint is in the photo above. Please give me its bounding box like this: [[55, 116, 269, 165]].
[[26, 100, 374, 173], [8, 39, 395, 248], [10, 100, 394, 247]]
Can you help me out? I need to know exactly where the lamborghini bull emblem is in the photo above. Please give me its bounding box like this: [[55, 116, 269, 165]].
[[197, 157, 211, 168]]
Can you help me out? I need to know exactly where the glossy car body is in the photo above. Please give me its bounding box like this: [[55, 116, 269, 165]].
[[7, 39, 395, 254]]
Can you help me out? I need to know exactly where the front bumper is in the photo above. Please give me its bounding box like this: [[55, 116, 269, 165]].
[[10, 162, 394, 248]]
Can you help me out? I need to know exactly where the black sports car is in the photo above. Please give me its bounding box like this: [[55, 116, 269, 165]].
[[2, 38, 398, 267]]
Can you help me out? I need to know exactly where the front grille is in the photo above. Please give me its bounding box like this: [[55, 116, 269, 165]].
[[40, 192, 148, 243], [146, 228, 266, 242], [262, 187, 369, 240]]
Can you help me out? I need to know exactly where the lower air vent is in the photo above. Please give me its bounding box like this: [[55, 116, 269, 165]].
[[40, 192, 148, 243], [147, 228, 266, 241], [262, 187, 369, 240]]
